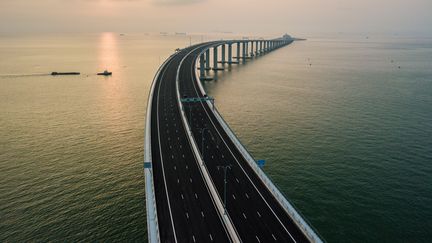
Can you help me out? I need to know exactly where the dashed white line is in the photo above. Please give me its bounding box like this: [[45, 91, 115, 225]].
[[257, 211, 261, 218], [272, 234, 277, 241], [209, 234, 213, 241], [201, 211, 205, 218], [181, 194, 184, 199], [243, 213, 247, 219], [256, 235, 261, 243], [186, 212, 189, 219], [245, 193, 250, 199], [236, 178, 240, 183], [195, 193, 198, 199], [189, 177, 193, 183], [232, 194, 236, 200], [192, 235, 196, 243]]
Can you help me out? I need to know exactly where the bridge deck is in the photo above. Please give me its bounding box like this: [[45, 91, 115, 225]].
[[148, 40, 317, 243]]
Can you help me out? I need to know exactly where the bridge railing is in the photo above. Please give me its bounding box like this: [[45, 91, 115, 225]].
[[193, 43, 324, 243]]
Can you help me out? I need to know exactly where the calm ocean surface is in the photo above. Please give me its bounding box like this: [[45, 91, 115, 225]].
[[1, 33, 431, 242]]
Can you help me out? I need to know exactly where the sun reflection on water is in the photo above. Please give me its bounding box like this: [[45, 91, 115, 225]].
[[98, 32, 119, 73]]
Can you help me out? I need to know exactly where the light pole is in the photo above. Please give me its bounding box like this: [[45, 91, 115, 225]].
[[217, 164, 232, 215]]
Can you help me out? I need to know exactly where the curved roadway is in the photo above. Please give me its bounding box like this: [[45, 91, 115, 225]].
[[150, 41, 310, 243]]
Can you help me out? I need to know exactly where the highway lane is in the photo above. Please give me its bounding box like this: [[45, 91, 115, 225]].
[[178, 42, 310, 242], [150, 45, 231, 243]]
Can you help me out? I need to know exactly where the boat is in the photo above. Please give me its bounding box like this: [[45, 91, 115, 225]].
[[51, 72, 80, 76], [97, 70, 112, 76]]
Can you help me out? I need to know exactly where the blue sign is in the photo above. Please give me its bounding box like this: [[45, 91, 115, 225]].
[[257, 160, 266, 168], [144, 162, 152, 169]]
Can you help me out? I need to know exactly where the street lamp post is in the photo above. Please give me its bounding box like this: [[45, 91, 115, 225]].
[[217, 164, 232, 215]]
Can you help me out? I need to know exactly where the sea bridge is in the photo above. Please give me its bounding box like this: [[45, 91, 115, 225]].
[[144, 35, 323, 243]]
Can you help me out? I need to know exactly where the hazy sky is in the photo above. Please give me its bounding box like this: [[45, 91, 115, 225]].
[[1, 0, 431, 36]]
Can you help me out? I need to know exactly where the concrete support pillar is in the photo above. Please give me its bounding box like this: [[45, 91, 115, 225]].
[[199, 53, 205, 79], [250, 41, 254, 57], [205, 49, 210, 70], [255, 41, 258, 56], [259, 41, 262, 54], [242, 42, 246, 60], [237, 42, 240, 61], [221, 44, 226, 63], [228, 43, 232, 63], [213, 46, 218, 69]]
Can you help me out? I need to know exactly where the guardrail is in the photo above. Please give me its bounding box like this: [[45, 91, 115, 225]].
[[192, 41, 324, 243], [144, 53, 176, 243]]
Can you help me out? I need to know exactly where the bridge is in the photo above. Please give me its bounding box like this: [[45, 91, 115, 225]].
[[144, 36, 323, 243]]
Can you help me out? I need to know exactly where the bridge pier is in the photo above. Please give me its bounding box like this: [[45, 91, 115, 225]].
[[221, 44, 226, 64], [242, 42, 246, 61], [228, 43, 232, 64], [236, 42, 240, 60], [213, 46, 224, 71], [250, 41, 254, 57], [199, 53, 205, 79], [205, 49, 211, 70], [258, 41, 262, 55]]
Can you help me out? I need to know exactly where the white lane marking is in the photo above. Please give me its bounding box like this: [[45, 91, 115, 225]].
[[201, 211, 205, 218], [236, 178, 240, 183], [186, 212, 189, 219], [243, 213, 247, 219], [232, 194, 236, 200], [190, 177, 193, 183], [257, 211, 261, 218], [209, 234, 214, 241], [245, 193, 249, 199], [171, 155, 174, 159], [195, 193, 198, 199], [182, 154, 185, 158], [181, 194, 184, 199], [192, 235, 196, 243], [155, 57, 178, 243], [186, 165, 189, 170], [272, 234, 277, 241], [174, 166, 176, 170], [256, 235, 261, 243], [177, 179, 180, 184]]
